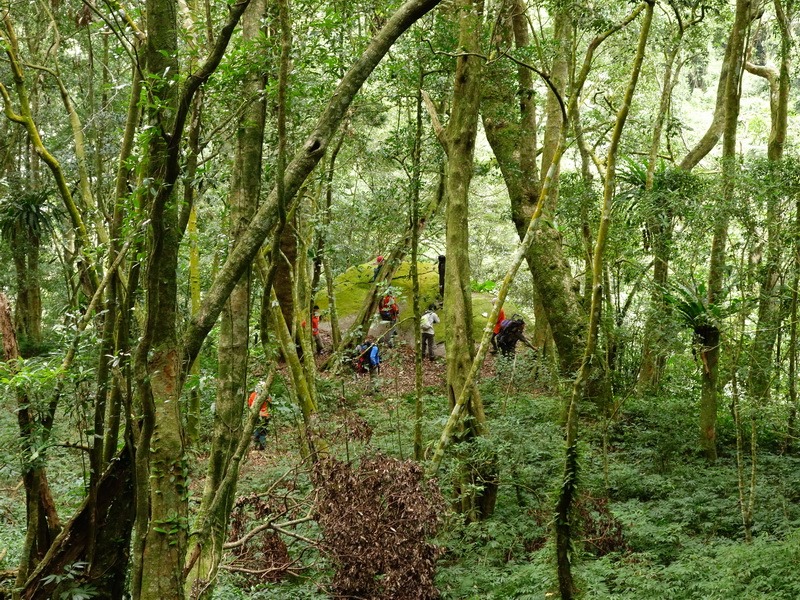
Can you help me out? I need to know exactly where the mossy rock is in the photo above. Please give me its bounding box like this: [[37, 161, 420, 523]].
[[316, 261, 522, 341]]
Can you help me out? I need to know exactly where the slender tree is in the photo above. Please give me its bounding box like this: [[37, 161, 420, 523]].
[[555, 3, 654, 595], [184, 0, 268, 593], [700, 0, 753, 463]]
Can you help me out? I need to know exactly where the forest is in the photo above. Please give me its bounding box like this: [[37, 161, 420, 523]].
[[2, 0, 800, 597]]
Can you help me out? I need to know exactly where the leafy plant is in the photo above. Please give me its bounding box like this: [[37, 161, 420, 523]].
[[40, 562, 98, 600], [0, 187, 60, 244], [662, 280, 745, 331]]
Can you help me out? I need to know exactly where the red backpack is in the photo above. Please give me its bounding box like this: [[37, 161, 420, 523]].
[[379, 295, 398, 319]]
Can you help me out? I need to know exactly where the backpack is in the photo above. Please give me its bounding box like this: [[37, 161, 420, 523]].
[[379, 295, 398, 320], [497, 317, 525, 351], [354, 343, 378, 373]]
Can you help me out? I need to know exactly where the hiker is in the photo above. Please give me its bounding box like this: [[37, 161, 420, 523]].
[[490, 297, 506, 354], [378, 290, 399, 347], [495, 315, 536, 357], [311, 305, 323, 355], [299, 305, 324, 356], [247, 385, 271, 450], [355, 336, 381, 391], [372, 255, 384, 282], [420, 304, 440, 361]]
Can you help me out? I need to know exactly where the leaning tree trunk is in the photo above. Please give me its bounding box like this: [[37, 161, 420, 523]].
[[123, 6, 445, 597], [181, 0, 445, 371]]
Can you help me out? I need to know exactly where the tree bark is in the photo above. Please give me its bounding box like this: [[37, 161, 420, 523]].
[[701, 0, 753, 462], [481, 0, 588, 380], [744, 0, 791, 406], [556, 4, 654, 595], [130, 0, 186, 591], [184, 0, 267, 594], [436, 0, 497, 521]]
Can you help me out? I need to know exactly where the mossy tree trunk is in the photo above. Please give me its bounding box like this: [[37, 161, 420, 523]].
[[434, 0, 496, 521], [184, 0, 267, 594], [130, 0, 186, 590], [481, 1, 589, 381], [130, 0, 252, 595], [701, 0, 753, 463], [555, 4, 653, 596], [744, 0, 791, 406]]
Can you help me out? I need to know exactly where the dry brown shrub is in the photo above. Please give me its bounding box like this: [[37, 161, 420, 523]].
[[313, 454, 445, 599], [574, 493, 628, 556], [227, 493, 293, 582]]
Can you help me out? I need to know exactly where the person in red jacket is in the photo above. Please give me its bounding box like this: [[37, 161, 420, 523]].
[[378, 291, 400, 347], [311, 305, 323, 355], [248, 387, 271, 450], [491, 298, 506, 354]]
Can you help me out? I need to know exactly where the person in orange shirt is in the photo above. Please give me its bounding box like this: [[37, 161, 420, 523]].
[[491, 298, 506, 354], [248, 387, 271, 450], [378, 291, 400, 348], [311, 305, 323, 355]]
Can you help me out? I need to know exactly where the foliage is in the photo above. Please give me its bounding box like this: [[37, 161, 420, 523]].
[[663, 280, 745, 331], [40, 562, 98, 599], [0, 186, 59, 243]]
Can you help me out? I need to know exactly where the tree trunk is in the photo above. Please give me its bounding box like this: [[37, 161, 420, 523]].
[[787, 196, 800, 452], [185, 93, 204, 447], [412, 71, 425, 461], [555, 4, 653, 595], [745, 0, 791, 406], [638, 38, 684, 392], [11, 226, 42, 356], [21, 450, 135, 600], [0, 293, 61, 591], [701, 0, 753, 463], [184, 0, 267, 594], [481, 1, 592, 381], [439, 0, 496, 521], [130, 0, 186, 593], [320, 129, 347, 348]]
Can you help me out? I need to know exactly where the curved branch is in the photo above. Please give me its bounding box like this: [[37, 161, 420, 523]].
[[499, 50, 567, 126]]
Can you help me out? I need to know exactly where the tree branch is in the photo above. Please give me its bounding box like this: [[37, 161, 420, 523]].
[[421, 90, 447, 148]]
